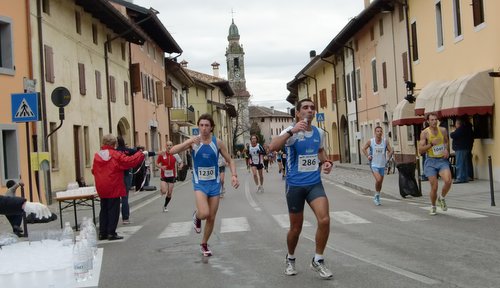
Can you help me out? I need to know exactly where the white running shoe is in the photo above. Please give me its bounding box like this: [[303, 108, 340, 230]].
[[311, 258, 333, 279], [285, 255, 297, 276]]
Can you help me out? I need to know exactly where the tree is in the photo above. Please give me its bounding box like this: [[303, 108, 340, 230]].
[[249, 122, 265, 146], [232, 101, 251, 153]]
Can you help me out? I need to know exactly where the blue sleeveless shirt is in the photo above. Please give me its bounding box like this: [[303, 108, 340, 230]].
[[285, 126, 322, 186], [192, 136, 220, 185]]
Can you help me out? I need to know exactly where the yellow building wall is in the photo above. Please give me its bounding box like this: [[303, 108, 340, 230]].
[[410, 0, 500, 179]]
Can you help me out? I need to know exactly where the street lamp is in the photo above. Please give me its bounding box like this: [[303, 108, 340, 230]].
[[404, 81, 416, 103]]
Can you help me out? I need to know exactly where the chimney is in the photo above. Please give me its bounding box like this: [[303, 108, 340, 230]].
[[270, 106, 274, 114], [180, 59, 188, 68], [287, 107, 290, 114], [309, 50, 316, 60], [364, 0, 371, 8], [211, 61, 220, 77]]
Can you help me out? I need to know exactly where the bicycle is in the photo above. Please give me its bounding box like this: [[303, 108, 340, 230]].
[[385, 154, 397, 175]]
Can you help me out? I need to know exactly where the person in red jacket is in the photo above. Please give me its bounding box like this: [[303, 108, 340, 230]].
[[92, 134, 146, 241]]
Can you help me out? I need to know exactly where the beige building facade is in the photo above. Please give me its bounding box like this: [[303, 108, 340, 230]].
[[29, 0, 146, 194]]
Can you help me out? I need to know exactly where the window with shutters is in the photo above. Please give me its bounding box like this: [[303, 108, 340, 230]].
[[371, 59, 378, 93], [0, 17, 14, 75], [84, 126, 90, 167], [346, 74, 352, 102], [331, 83, 337, 104], [472, 0, 484, 27], [382, 62, 387, 89], [435, 1, 444, 48], [92, 24, 98, 45], [164, 85, 173, 108], [411, 21, 419, 61], [109, 75, 116, 102], [0, 124, 20, 182], [42, 0, 50, 14], [124, 81, 129, 105], [121, 42, 126, 61], [95, 70, 102, 99], [402, 52, 408, 81], [78, 63, 86, 95], [356, 69, 361, 98], [156, 81, 164, 105], [452, 0, 462, 38], [44, 45, 55, 83], [370, 26, 375, 41], [313, 93, 318, 109], [130, 63, 141, 92], [319, 88, 327, 108], [106, 34, 112, 53], [75, 11, 81, 35], [379, 18, 384, 36]]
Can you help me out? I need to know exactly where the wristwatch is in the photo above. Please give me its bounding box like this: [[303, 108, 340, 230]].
[[286, 130, 293, 137]]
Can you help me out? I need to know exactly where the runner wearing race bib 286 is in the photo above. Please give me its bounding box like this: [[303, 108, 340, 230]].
[[269, 98, 334, 280]]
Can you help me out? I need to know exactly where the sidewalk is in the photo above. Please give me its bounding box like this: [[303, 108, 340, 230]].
[[0, 176, 163, 235], [326, 162, 499, 215]]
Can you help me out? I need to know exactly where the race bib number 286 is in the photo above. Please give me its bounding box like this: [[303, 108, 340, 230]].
[[298, 155, 318, 172]]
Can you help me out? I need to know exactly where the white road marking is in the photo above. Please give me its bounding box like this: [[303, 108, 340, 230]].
[[419, 207, 487, 218], [376, 209, 428, 222], [272, 214, 312, 228], [98, 225, 142, 244], [302, 233, 441, 285], [158, 221, 192, 238], [330, 211, 371, 224], [333, 183, 364, 196], [220, 217, 251, 233], [245, 179, 262, 212]]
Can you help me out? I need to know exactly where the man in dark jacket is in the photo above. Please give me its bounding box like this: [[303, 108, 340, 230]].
[[450, 118, 471, 184], [92, 134, 146, 240]]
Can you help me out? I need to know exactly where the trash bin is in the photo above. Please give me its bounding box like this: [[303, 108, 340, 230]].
[[396, 162, 422, 198]]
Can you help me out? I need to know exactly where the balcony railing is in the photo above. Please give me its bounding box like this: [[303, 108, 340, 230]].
[[170, 107, 195, 124]]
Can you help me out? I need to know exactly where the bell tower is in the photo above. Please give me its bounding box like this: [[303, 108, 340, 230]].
[[225, 17, 250, 146]]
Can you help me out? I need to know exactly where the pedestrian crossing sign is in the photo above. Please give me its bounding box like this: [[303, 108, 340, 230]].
[[316, 112, 325, 122], [11, 93, 40, 122]]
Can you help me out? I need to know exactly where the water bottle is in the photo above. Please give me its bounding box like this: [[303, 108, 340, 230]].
[[83, 218, 97, 256], [73, 237, 89, 282], [81, 237, 94, 279], [297, 117, 308, 140], [61, 222, 74, 246]]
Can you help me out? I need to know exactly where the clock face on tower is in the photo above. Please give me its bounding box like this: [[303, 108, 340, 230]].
[[235, 71, 240, 79]]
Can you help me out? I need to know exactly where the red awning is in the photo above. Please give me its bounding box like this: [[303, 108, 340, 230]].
[[392, 99, 425, 126], [414, 70, 494, 117], [439, 70, 494, 117]]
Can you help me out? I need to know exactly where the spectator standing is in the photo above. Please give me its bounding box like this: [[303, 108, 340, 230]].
[[116, 136, 137, 224], [450, 118, 470, 184], [92, 134, 146, 240]]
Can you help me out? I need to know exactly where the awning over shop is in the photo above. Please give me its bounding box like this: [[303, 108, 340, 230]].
[[440, 70, 494, 117], [414, 81, 446, 116], [392, 98, 425, 126], [414, 70, 494, 117]]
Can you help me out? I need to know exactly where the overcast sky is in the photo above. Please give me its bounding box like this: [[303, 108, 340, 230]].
[[132, 0, 365, 111]]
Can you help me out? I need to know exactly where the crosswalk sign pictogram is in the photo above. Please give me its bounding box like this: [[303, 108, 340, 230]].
[[316, 112, 325, 122], [11, 93, 40, 122]]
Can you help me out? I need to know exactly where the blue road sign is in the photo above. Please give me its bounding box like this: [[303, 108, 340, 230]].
[[11, 93, 39, 122], [316, 112, 325, 122], [192, 128, 199, 136]]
